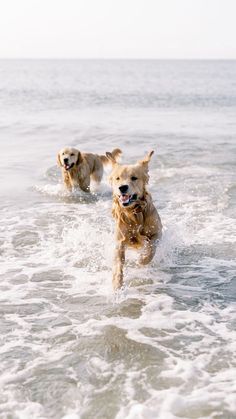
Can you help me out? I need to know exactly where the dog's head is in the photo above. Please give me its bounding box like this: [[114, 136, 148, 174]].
[[57, 147, 82, 171], [107, 151, 154, 207]]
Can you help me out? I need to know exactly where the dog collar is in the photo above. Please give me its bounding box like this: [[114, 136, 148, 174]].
[[133, 203, 143, 213]]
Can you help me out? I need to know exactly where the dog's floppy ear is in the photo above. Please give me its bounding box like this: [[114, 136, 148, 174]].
[[75, 151, 83, 165], [57, 153, 63, 167], [138, 150, 154, 166], [106, 152, 117, 166]]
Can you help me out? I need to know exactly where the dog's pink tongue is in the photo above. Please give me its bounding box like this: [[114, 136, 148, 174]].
[[120, 194, 129, 203]]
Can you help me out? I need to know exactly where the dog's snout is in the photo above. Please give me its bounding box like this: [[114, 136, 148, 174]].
[[64, 158, 69, 164], [119, 185, 129, 194]]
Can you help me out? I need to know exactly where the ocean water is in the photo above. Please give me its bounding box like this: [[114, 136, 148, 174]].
[[0, 60, 236, 419]]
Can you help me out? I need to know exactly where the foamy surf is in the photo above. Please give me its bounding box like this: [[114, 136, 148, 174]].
[[0, 59, 236, 419]]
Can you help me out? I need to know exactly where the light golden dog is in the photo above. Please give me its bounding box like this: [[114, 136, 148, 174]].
[[57, 147, 122, 192], [106, 150, 162, 290]]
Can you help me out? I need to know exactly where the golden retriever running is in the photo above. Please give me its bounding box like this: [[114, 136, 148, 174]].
[[106, 150, 162, 290], [57, 147, 122, 192]]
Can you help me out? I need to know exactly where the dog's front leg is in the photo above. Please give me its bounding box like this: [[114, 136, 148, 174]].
[[113, 241, 125, 290], [139, 236, 158, 265], [63, 171, 72, 191], [79, 180, 90, 193]]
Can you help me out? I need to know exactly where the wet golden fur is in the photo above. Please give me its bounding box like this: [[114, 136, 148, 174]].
[[107, 151, 162, 290], [57, 147, 121, 192]]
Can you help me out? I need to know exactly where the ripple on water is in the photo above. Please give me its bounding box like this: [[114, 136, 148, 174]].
[[1, 64, 236, 417]]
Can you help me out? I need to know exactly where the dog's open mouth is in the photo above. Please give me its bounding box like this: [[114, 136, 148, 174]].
[[119, 194, 138, 206], [64, 163, 74, 171]]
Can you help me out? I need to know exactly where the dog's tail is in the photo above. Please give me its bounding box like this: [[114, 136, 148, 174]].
[[100, 148, 122, 165]]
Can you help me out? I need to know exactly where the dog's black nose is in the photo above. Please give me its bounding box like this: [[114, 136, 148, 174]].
[[64, 158, 69, 164], [119, 185, 129, 194]]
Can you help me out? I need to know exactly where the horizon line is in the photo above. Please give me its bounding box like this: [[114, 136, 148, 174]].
[[0, 57, 236, 61]]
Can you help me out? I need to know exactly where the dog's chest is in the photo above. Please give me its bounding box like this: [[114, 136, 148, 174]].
[[67, 168, 84, 186], [123, 216, 145, 248]]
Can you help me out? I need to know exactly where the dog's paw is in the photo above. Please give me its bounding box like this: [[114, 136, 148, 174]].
[[138, 251, 153, 265]]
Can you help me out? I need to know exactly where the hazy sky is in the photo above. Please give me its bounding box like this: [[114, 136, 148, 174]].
[[0, 0, 235, 59]]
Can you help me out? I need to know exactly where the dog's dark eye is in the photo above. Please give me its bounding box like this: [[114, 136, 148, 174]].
[[62, 152, 65, 155], [131, 176, 138, 181], [116, 177, 120, 181], [71, 153, 75, 156]]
